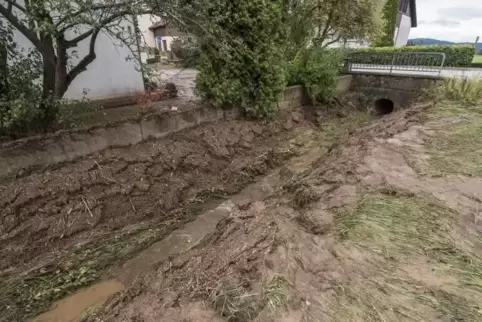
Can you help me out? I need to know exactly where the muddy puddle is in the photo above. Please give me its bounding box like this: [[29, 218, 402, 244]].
[[31, 280, 125, 322]]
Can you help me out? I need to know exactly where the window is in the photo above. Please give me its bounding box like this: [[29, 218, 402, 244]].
[[163, 40, 168, 51]]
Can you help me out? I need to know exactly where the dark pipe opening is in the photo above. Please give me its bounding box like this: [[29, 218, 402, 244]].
[[373, 99, 394, 116]]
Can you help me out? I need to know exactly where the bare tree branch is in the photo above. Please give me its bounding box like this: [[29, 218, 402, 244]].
[[62, 8, 151, 48], [0, 3, 44, 52], [63, 29, 94, 47], [3, 0, 26, 13], [65, 9, 142, 85], [55, 2, 142, 29], [321, 36, 342, 48], [65, 28, 100, 88]]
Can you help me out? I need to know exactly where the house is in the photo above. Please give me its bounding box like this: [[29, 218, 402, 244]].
[[3, 0, 145, 102], [137, 14, 184, 62], [329, 0, 418, 49], [394, 0, 418, 47]]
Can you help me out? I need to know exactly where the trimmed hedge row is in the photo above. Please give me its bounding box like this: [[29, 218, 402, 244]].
[[347, 45, 475, 67]]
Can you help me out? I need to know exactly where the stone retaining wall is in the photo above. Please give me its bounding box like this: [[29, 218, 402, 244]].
[[349, 73, 440, 109]]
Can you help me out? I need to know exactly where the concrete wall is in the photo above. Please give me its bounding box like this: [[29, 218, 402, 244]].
[[349, 73, 439, 109], [0, 76, 353, 179], [278, 75, 352, 111], [0, 106, 229, 179]]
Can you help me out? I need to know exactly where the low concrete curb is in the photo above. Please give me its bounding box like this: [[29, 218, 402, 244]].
[[0, 76, 353, 180]]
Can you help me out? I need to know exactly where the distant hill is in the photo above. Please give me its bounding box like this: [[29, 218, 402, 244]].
[[409, 38, 482, 51]]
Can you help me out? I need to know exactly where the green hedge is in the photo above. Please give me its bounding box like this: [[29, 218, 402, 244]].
[[348, 45, 475, 67]]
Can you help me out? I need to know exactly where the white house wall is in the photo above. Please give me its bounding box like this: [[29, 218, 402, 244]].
[[64, 25, 145, 100], [137, 14, 160, 48], [395, 14, 412, 47], [2, 0, 144, 101]]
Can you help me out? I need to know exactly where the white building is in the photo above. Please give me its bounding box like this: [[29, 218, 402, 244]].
[[329, 0, 418, 49], [394, 0, 418, 47], [2, 1, 145, 101], [137, 14, 182, 62], [63, 21, 145, 101]]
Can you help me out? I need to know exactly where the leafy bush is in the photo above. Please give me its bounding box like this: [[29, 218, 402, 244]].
[[286, 49, 343, 103], [195, 0, 286, 118], [349, 45, 475, 67], [170, 37, 200, 68], [301, 49, 343, 103], [286, 57, 304, 86], [0, 22, 48, 137]]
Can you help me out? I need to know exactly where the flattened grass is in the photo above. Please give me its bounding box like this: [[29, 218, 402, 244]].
[[425, 101, 482, 176], [330, 194, 482, 321]]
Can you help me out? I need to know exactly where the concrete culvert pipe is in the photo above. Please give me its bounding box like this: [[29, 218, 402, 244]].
[[373, 98, 394, 116]]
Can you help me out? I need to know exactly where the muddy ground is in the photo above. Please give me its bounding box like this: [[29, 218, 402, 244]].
[[82, 102, 482, 322], [3, 99, 482, 322], [1, 106, 371, 321]]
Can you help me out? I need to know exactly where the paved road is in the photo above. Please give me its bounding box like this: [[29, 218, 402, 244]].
[[153, 68, 198, 100]]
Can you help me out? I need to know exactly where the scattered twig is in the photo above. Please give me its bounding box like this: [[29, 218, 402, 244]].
[[129, 197, 137, 213], [82, 197, 94, 218]]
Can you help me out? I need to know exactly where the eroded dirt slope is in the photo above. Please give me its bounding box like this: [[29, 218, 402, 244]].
[[86, 103, 482, 322], [2, 108, 338, 321]]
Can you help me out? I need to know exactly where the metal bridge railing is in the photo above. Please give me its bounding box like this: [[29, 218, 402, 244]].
[[344, 52, 446, 76]]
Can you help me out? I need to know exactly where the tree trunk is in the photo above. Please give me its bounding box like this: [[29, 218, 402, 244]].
[[0, 41, 7, 98], [39, 47, 59, 129], [54, 45, 69, 98]]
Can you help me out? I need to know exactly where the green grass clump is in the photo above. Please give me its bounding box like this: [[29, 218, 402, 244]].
[[472, 54, 482, 64], [0, 228, 164, 322], [432, 77, 482, 105], [263, 275, 289, 310]]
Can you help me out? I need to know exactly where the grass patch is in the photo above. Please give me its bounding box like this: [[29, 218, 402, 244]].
[[472, 55, 482, 64], [210, 282, 260, 322], [425, 102, 482, 176], [432, 77, 482, 105], [331, 194, 482, 321], [0, 227, 167, 322], [336, 195, 454, 259], [263, 275, 289, 310], [209, 275, 289, 321]]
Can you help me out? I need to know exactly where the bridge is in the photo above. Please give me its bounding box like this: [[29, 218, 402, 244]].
[[342, 51, 482, 115]]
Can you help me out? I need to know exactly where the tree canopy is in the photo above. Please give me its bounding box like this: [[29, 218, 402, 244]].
[[283, 0, 385, 58]]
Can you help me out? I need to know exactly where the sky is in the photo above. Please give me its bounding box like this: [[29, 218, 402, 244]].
[[410, 0, 482, 42]]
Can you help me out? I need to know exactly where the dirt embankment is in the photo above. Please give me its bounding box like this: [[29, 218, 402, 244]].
[[86, 104, 482, 322], [0, 108, 317, 321]]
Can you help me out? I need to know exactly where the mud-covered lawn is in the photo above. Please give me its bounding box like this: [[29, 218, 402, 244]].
[[0, 107, 372, 321], [84, 102, 482, 322]]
